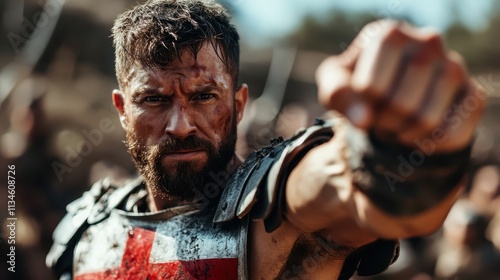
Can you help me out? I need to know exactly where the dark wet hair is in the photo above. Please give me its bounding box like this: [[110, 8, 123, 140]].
[[112, 0, 240, 90]]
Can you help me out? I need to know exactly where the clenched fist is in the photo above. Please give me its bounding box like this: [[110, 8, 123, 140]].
[[316, 20, 487, 153]]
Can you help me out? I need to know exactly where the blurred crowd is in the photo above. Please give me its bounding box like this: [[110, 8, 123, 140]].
[[1, 1, 500, 280]]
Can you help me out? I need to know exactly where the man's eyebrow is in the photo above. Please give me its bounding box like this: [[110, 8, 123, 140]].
[[132, 88, 160, 97], [194, 83, 220, 93]]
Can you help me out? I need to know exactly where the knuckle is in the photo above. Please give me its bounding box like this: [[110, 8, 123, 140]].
[[382, 27, 445, 58], [447, 50, 467, 66], [363, 19, 398, 36], [316, 58, 353, 107], [418, 41, 443, 61], [392, 98, 418, 116], [422, 32, 444, 53], [380, 26, 408, 47], [407, 34, 444, 64], [356, 20, 402, 45], [315, 56, 336, 80]]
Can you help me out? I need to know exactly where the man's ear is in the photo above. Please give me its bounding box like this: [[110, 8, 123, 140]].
[[112, 89, 127, 129], [235, 83, 248, 125]]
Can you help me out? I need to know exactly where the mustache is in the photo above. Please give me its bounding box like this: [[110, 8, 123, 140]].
[[156, 135, 216, 155]]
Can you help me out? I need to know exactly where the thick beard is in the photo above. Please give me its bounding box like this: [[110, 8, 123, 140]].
[[125, 116, 237, 203]]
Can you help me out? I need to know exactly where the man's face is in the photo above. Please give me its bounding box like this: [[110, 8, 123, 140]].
[[113, 43, 247, 203]]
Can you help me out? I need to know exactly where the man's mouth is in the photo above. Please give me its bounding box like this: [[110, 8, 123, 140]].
[[162, 150, 206, 161]]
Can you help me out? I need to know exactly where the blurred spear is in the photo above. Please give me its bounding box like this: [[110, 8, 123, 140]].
[[0, 0, 66, 109], [239, 46, 297, 137]]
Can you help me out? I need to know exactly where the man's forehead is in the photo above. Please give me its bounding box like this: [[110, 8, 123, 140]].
[[143, 43, 221, 68], [130, 64, 218, 82], [119, 40, 235, 93], [125, 67, 229, 95]]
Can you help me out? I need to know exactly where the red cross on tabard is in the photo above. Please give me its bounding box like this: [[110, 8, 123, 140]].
[[75, 228, 238, 280]]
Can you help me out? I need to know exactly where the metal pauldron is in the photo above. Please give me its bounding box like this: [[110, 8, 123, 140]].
[[46, 177, 143, 278], [213, 118, 335, 232]]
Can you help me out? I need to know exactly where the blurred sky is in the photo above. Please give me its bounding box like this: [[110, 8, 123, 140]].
[[232, 0, 495, 43]]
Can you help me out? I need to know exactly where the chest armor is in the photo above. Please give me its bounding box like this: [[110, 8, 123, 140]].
[[73, 204, 247, 280], [48, 119, 399, 280]]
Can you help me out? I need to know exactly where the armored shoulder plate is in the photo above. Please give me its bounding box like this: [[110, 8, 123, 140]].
[[46, 177, 143, 279], [213, 118, 335, 232]]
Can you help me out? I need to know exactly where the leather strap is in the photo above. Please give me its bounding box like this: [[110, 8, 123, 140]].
[[351, 130, 470, 216]]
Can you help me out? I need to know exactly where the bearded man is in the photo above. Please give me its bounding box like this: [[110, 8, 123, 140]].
[[47, 1, 486, 279]]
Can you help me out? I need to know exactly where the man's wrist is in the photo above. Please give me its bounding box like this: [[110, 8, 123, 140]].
[[349, 130, 471, 216]]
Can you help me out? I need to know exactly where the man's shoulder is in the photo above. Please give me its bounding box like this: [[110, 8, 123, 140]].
[[46, 176, 143, 278]]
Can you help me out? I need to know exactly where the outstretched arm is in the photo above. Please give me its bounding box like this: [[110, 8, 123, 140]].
[[285, 20, 486, 241]]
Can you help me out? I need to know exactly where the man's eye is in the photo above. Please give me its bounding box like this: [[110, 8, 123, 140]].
[[144, 96, 165, 103], [195, 93, 215, 101]]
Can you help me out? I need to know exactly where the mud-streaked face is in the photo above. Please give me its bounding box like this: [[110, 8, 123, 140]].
[[113, 43, 247, 203]]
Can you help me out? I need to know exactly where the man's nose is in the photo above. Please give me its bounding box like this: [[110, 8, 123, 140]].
[[165, 106, 197, 139]]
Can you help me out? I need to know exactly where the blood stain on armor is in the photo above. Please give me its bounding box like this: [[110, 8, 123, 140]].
[[74, 208, 241, 279]]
